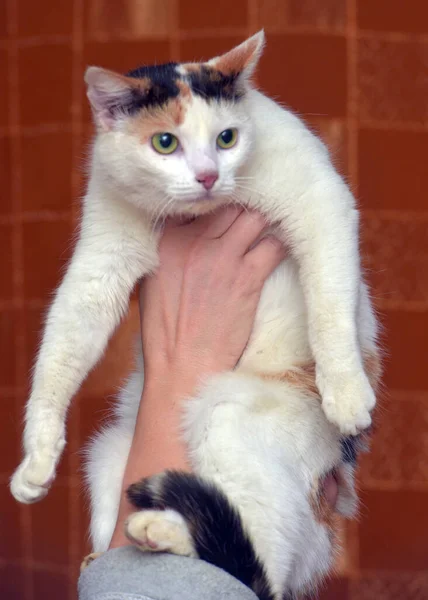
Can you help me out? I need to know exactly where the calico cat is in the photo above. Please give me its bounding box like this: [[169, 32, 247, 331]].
[[11, 30, 380, 595]]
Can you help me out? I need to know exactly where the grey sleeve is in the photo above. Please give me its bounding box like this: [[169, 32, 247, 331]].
[[78, 546, 259, 600]]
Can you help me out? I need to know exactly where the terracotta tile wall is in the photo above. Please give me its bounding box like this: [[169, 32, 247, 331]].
[[1, 1, 427, 598]]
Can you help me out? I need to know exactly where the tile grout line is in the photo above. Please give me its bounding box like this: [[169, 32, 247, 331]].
[[346, 0, 361, 590], [69, 0, 85, 595], [7, 1, 34, 598], [169, 0, 180, 61]]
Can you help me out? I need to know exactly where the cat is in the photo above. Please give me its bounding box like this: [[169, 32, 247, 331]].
[[10, 30, 380, 592]]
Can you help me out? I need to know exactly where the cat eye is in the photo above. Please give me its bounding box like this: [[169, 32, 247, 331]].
[[151, 133, 179, 155], [217, 128, 238, 149]]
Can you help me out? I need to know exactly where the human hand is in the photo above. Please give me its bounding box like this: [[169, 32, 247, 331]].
[[140, 207, 286, 385]]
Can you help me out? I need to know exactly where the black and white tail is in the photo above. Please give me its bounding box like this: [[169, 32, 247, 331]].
[[127, 470, 277, 600]]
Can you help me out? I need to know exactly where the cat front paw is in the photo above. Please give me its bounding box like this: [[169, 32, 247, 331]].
[[10, 452, 58, 504], [125, 509, 196, 557], [317, 368, 376, 436]]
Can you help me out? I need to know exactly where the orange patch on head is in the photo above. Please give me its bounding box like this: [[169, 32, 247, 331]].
[[129, 97, 187, 143]]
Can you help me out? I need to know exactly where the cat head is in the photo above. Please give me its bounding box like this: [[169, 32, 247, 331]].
[[85, 31, 265, 216]]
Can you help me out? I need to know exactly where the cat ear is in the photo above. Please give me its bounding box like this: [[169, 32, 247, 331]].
[[208, 30, 265, 85], [84, 66, 146, 131]]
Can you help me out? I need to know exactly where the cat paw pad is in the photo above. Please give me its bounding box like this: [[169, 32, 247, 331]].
[[10, 454, 56, 504], [125, 510, 195, 557], [318, 369, 375, 436]]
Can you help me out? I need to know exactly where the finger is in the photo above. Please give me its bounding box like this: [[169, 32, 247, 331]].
[[222, 210, 268, 255], [186, 205, 243, 239], [244, 236, 286, 279]]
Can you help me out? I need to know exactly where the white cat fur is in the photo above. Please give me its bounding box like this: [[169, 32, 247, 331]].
[[11, 31, 378, 563]]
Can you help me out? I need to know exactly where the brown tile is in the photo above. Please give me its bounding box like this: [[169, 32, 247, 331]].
[[85, 0, 171, 39], [22, 131, 73, 212], [180, 36, 246, 63], [0, 310, 17, 387], [81, 303, 139, 398], [288, 0, 346, 31], [0, 225, 13, 301], [259, 34, 347, 118], [0, 48, 8, 128], [0, 136, 12, 215], [379, 311, 428, 390], [359, 489, 428, 570], [303, 116, 348, 178], [179, 0, 248, 30], [22, 219, 72, 302], [350, 572, 428, 599], [0, 482, 23, 560], [361, 213, 428, 308], [0, 2, 8, 39], [31, 483, 69, 565], [319, 577, 349, 599], [359, 129, 428, 212], [258, 0, 288, 30], [360, 397, 428, 485], [78, 394, 110, 447], [357, 0, 428, 34], [23, 306, 43, 381], [358, 38, 428, 124], [32, 569, 70, 598], [0, 397, 20, 476], [0, 565, 26, 600], [17, 0, 73, 36], [83, 40, 171, 122], [19, 44, 73, 126]]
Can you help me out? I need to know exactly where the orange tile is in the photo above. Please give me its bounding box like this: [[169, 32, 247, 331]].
[[32, 569, 70, 598], [360, 397, 428, 485], [0, 136, 12, 215], [288, 0, 346, 31], [305, 116, 348, 178], [357, 0, 428, 34], [180, 36, 246, 62], [22, 219, 72, 302], [380, 311, 428, 391], [19, 44, 73, 126], [179, 0, 248, 30], [258, 0, 288, 30], [78, 394, 110, 448], [259, 34, 347, 118], [0, 565, 26, 599], [0, 48, 8, 128], [359, 129, 428, 211], [0, 3, 7, 39], [0, 310, 17, 387], [0, 225, 13, 301], [0, 483, 23, 560], [358, 38, 428, 124], [350, 572, 428, 599], [361, 213, 428, 308], [23, 306, 43, 380], [319, 577, 349, 599], [22, 131, 73, 212], [83, 40, 171, 122], [17, 0, 73, 36], [85, 0, 171, 39], [31, 483, 70, 565], [359, 490, 428, 569], [0, 397, 20, 476]]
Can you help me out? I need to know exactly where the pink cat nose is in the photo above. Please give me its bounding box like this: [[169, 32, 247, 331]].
[[196, 171, 218, 190]]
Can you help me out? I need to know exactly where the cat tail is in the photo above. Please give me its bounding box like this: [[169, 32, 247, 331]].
[[126, 470, 276, 600]]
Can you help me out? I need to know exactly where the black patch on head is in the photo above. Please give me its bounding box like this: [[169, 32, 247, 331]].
[[188, 66, 242, 102], [127, 471, 275, 600], [121, 62, 180, 112]]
